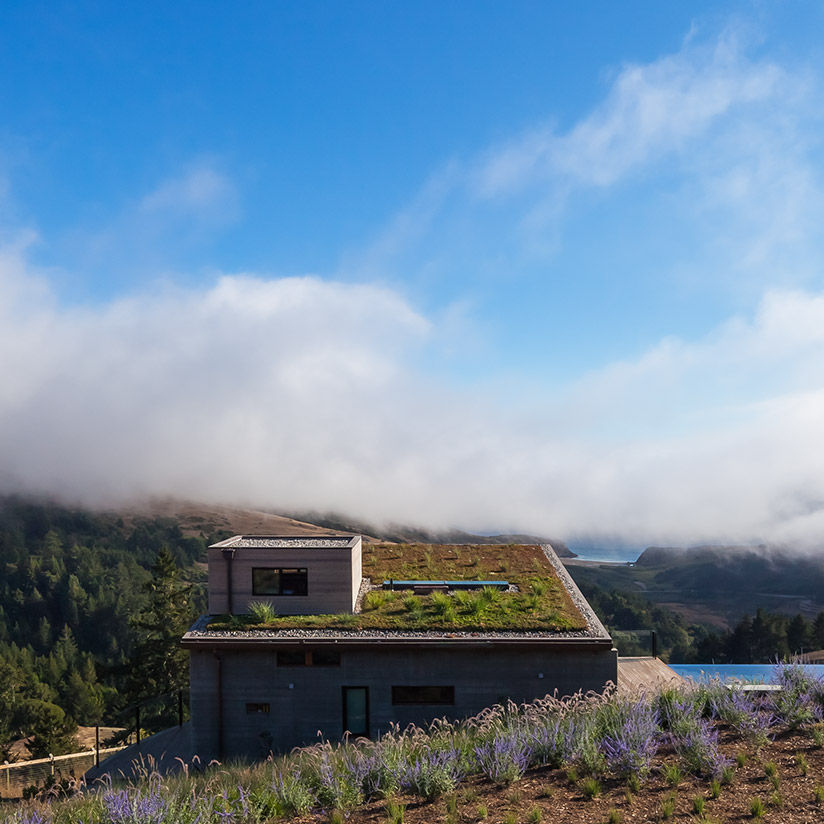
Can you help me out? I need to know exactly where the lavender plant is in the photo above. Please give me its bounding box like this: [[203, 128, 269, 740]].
[[473, 733, 531, 785], [599, 697, 660, 778]]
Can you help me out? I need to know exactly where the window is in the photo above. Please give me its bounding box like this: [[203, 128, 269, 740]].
[[277, 649, 341, 667], [391, 686, 455, 705], [252, 567, 308, 596], [246, 703, 270, 714], [392, 686, 455, 704]]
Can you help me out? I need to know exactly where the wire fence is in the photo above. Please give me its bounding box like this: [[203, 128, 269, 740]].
[[0, 746, 126, 799], [1, 690, 187, 800]]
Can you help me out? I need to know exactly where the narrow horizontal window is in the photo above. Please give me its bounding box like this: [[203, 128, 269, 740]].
[[311, 649, 341, 667], [277, 649, 341, 667], [392, 686, 455, 705], [253, 567, 308, 596], [277, 650, 306, 667], [246, 702, 270, 714]]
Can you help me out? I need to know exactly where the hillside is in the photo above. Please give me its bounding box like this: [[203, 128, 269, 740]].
[[564, 544, 824, 630], [6, 665, 824, 823]]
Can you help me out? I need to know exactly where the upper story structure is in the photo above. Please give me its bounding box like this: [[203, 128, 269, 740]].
[[208, 534, 362, 615]]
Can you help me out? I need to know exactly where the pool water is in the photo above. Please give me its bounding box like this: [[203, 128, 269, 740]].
[[669, 663, 824, 684]]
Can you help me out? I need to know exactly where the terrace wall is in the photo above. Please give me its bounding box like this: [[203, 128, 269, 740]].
[[188, 641, 617, 760]]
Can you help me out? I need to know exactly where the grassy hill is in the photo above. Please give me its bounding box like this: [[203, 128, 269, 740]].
[[564, 545, 824, 630]]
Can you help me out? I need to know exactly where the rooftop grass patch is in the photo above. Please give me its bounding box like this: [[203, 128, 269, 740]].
[[208, 544, 587, 632]]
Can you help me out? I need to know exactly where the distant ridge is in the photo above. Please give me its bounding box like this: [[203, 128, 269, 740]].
[[283, 509, 575, 556]]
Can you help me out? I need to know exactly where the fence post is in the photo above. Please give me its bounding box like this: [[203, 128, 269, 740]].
[[136, 706, 141, 746], [49, 753, 55, 776], [651, 630, 658, 658], [95, 725, 100, 767], [4, 760, 9, 795]]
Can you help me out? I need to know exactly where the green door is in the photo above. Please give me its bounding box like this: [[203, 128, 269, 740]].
[[342, 686, 369, 737]]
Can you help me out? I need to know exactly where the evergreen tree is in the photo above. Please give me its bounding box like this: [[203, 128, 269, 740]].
[[19, 698, 76, 758], [124, 548, 195, 729]]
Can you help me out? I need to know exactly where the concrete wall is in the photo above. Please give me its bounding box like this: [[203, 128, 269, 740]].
[[189, 642, 617, 760], [207, 539, 362, 615]]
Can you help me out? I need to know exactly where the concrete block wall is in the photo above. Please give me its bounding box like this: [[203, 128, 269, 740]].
[[189, 642, 618, 760]]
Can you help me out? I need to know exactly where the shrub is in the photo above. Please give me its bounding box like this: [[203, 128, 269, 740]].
[[749, 797, 764, 819], [607, 809, 622, 824], [600, 697, 660, 777], [580, 777, 601, 800], [795, 752, 808, 776], [692, 796, 705, 816], [661, 795, 676, 820], [709, 779, 721, 799], [272, 770, 315, 816], [814, 786, 824, 805], [385, 799, 405, 824], [770, 661, 824, 730], [527, 806, 542, 823], [662, 763, 682, 787], [248, 600, 277, 623], [363, 590, 388, 611], [400, 749, 464, 799], [474, 733, 531, 785]]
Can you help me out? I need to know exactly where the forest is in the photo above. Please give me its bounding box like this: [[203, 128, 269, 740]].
[[0, 498, 208, 760]]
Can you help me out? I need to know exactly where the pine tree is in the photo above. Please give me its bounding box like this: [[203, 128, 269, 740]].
[[124, 548, 195, 729]]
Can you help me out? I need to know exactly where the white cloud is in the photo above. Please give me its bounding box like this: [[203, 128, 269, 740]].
[[4, 227, 824, 547], [356, 25, 824, 303], [139, 164, 237, 219], [3, 24, 824, 548], [475, 31, 783, 194]]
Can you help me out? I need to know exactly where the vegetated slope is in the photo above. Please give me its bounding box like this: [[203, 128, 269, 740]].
[[8, 665, 824, 824], [564, 544, 824, 630], [120, 499, 359, 540], [0, 497, 212, 758]]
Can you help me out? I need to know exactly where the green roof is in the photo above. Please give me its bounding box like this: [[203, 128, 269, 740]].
[[207, 543, 588, 633]]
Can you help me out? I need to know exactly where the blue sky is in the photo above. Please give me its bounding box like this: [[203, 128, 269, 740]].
[[3, 2, 824, 544]]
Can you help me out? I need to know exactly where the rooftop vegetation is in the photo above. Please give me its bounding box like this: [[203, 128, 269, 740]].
[[208, 544, 587, 633], [7, 663, 824, 823]]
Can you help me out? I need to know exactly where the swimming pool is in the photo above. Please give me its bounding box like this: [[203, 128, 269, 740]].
[[669, 663, 824, 684]]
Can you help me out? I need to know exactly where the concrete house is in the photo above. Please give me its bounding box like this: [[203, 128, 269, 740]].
[[183, 535, 617, 760]]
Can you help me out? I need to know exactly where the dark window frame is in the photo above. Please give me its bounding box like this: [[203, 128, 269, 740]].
[[391, 685, 455, 705], [245, 702, 270, 714], [277, 649, 341, 667], [252, 567, 308, 596]]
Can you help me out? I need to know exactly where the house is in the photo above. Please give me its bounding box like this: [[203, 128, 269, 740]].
[[182, 535, 617, 760]]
